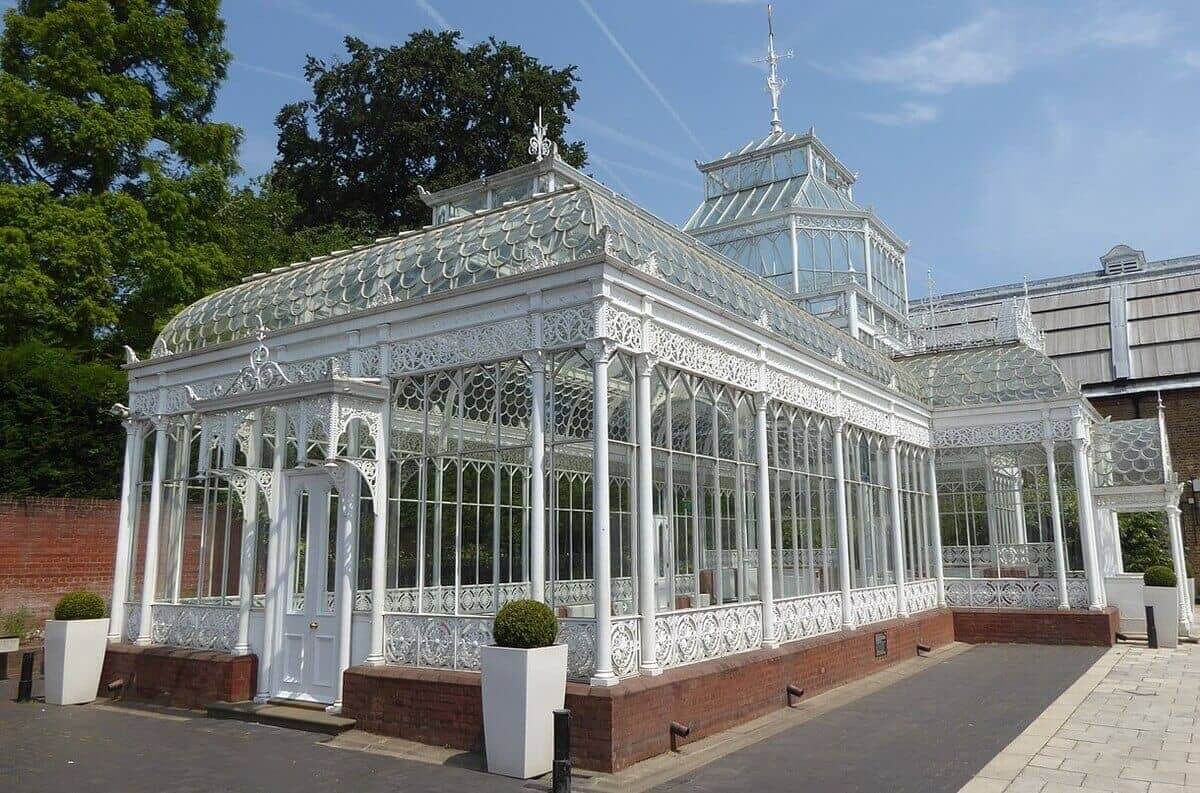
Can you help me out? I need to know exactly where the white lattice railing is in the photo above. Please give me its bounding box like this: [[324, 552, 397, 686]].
[[903, 579, 939, 614], [356, 577, 642, 615], [849, 584, 899, 626], [123, 601, 141, 642], [944, 577, 1088, 610], [773, 591, 842, 644], [610, 615, 642, 677], [652, 601, 763, 670], [383, 613, 494, 672], [941, 543, 1057, 571], [149, 603, 238, 652]]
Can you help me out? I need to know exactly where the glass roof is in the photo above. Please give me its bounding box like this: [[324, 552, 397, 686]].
[[683, 175, 862, 232], [893, 342, 1077, 407], [154, 178, 919, 399], [1092, 418, 1166, 487]]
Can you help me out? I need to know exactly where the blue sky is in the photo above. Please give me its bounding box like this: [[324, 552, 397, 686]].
[[48, 2, 1200, 295]]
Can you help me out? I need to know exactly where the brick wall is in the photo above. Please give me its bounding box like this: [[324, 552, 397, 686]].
[[0, 497, 121, 624], [952, 607, 1118, 646], [98, 644, 257, 708], [1090, 388, 1200, 573]]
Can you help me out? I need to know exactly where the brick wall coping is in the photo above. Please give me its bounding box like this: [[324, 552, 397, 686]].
[[104, 643, 243, 664]]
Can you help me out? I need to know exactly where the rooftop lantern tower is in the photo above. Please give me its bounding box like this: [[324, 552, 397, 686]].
[[683, 5, 911, 350]]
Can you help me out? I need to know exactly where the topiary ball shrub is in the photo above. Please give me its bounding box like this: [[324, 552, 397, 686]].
[[493, 600, 558, 649], [53, 591, 106, 621], [1144, 565, 1177, 588]]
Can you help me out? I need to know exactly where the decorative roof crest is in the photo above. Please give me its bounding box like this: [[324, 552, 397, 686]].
[[528, 106, 555, 162]]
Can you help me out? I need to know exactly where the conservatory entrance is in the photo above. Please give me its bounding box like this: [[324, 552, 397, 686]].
[[276, 469, 341, 704]]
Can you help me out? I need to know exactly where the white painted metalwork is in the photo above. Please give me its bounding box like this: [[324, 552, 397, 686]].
[[848, 584, 899, 626], [944, 578, 1089, 610], [653, 602, 763, 670], [902, 579, 939, 615], [150, 603, 238, 652], [772, 591, 842, 643]]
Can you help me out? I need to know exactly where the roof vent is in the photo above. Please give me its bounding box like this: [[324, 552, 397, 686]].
[[1100, 244, 1147, 276]]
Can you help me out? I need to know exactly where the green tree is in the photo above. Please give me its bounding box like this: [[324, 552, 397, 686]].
[[1118, 512, 1172, 573], [272, 30, 586, 234], [0, 341, 124, 497], [0, 0, 241, 355]]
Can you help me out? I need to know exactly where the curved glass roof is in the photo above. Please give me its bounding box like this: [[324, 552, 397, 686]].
[[893, 342, 1077, 408], [1093, 418, 1166, 487], [155, 179, 918, 399]]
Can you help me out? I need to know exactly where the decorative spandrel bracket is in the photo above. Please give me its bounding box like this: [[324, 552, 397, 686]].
[[210, 467, 277, 521], [324, 458, 380, 515]]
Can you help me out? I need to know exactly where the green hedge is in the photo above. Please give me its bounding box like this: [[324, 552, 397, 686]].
[[1143, 565, 1177, 588], [53, 591, 106, 621], [493, 600, 557, 649]]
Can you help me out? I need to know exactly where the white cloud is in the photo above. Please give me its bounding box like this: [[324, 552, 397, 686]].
[[860, 102, 938, 126], [847, 7, 1168, 95], [233, 60, 307, 85], [1183, 50, 1200, 70], [572, 114, 696, 173], [415, 0, 452, 32]]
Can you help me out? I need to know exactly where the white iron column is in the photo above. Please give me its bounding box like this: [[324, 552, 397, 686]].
[[334, 476, 356, 706], [1167, 506, 1192, 634], [1043, 439, 1071, 610], [233, 411, 263, 655], [754, 393, 777, 647], [368, 376, 392, 665], [1070, 421, 1104, 610], [108, 420, 143, 642], [590, 341, 618, 685], [256, 406, 288, 701], [635, 353, 661, 674], [136, 421, 169, 644], [926, 451, 946, 607], [833, 419, 853, 628], [887, 437, 907, 617], [528, 352, 547, 601]]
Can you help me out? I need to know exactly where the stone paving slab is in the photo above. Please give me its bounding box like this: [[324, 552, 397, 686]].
[[958, 642, 1200, 793]]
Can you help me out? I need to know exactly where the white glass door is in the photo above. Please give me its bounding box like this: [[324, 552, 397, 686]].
[[275, 473, 340, 703]]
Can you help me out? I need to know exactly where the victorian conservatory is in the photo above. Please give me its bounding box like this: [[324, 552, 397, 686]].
[[105, 113, 1188, 718]]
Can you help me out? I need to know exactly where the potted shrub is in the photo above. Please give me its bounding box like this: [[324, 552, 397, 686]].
[[481, 599, 567, 778], [1143, 566, 1179, 649], [44, 592, 109, 705]]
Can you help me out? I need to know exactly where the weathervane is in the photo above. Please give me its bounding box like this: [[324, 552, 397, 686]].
[[755, 4, 793, 134], [528, 106, 553, 161]]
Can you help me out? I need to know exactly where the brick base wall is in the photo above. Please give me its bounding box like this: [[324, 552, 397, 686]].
[[344, 609, 956, 773], [952, 607, 1119, 647], [98, 645, 257, 709]]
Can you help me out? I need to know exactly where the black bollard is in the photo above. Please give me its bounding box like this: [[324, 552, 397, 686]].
[[786, 684, 804, 707], [1146, 605, 1158, 649], [16, 651, 34, 702], [552, 709, 571, 793]]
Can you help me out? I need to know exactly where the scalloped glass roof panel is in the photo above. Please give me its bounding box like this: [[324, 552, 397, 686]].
[[1093, 418, 1165, 487], [684, 175, 862, 232], [894, 342, 1076, 408], [154, 183, 919, 400]]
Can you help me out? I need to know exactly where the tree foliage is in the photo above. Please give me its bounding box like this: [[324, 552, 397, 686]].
[[1119, 512, 1172, 573], [0, 341, 125, 497], [272, 31, 586, 234]]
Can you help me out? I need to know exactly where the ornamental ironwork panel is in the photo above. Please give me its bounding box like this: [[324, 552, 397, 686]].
[[902, 579, 939, 614], [773, 592, 842, 644], [943, 577, 1086, 609], [652, 602, 763, 670], [848, 585, 899, 627], [382, 614, 494, 672], [149, 604, 238, 652]]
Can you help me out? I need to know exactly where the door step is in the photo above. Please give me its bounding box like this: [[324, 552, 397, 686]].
[[207, 700, 356, 735]]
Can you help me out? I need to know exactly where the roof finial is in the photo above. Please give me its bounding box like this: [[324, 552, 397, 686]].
[[529, 106, 552, 162], [755, 4, 792, 134]]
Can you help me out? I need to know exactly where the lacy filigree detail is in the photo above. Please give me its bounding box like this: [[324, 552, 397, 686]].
[[387, 317, 532, 375], [772, 592, 842, 644], [150, 603, 237, 652], [933, 420, 1073, 449], [652, 602, 762, 670]]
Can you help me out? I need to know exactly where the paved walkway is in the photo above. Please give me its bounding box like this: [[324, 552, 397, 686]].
[[959, 643, 1200, 793], [0, 644, 1105, 793], [650, 644, 1105, 793]]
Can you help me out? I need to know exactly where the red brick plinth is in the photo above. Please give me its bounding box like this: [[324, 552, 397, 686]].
[[98, 644, 257, 708], [952, 607, 1119, 647], [343, 608, 955, 772]]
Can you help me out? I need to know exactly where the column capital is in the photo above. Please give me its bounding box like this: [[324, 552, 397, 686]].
[[1042, 437, 1057, 454], [634, 351, 659, 376], [1167, 504, 1183, 518], [584, 338, 619, 364], [521, 349, 546, 373]]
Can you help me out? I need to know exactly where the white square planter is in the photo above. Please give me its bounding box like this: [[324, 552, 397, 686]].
[[1144, 586, 1179, 649], [480, 643, 568, 778], [0, 636, 19, 654], [44, 618, 109, 705]]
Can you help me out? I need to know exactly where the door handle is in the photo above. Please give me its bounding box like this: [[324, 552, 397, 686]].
[[309, 621, 319, 630]]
